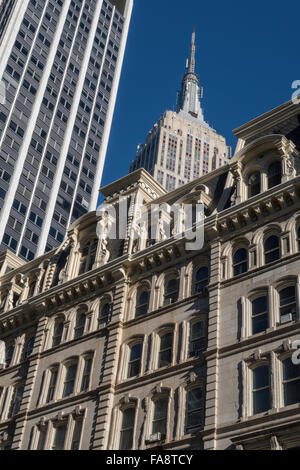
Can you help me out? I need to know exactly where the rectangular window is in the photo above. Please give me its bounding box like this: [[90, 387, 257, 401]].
[[62, 363, 77, 397], [52, 424, 67, 450], [282, 358, 300, 406], [252, 365, 270, 414], [186, 388, 204, 430], [80, 357, 92, 392], [119, 408, 135, 450], [71, 419, 83, 450], [152, 398, 168, 437], [252, 296, 269, 334]]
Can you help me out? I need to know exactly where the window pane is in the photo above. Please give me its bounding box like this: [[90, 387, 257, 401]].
[[71, 420, 83, 450], [153, 398, 168, 435], [63, 363, 77, 397], [268, 162, 282, 189], [186, 388, 204, 428], [52, 425, 67, 450], [253, 388, 270, 414], [119, 408, 135, 450], [252, 297, 267, 316], [248, 172, 260, 197], [253, 366, 269, 389]]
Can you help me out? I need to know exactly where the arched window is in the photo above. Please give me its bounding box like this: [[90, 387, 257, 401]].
[[119, 408, 136, 450], [279, 286, 297, 323], [189, 321, 206, 357], [152, 397, 168, 438], [79, 239, 98, 275], [186, 388, 204, 431], [74, 313, 86, 339], [248, 172, 261, 198], [135, 289, 150, 317], [282, 358, 300, 406], [268, 161, 282, 189], [164, 277, 179, 305], [264, 235, 280, 264], [127, 343, 142, 378], [193, 267, 209, 294], [233, 248, 248, 276], [62, 361, 78, 398], [252, 365, 271, 415], [98, 302, 111, 327], [297, 225, 300, 251], [251, 296, 268, 334], [52, 319, 64, 348], [158, 332, 173, 368]]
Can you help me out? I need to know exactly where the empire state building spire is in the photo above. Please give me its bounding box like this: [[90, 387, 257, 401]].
[[177, 29, 206, 125]]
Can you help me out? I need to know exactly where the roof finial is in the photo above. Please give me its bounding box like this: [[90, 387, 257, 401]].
[[189, 27, 196, 73]]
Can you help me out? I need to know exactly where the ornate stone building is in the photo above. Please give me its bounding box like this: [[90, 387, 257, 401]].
[[0, 99, 300, 450]]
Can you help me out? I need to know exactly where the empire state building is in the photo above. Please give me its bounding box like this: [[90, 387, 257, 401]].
[[130, 30, 231, 192]]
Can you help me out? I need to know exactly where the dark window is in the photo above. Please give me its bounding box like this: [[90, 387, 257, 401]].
[[164, 278, 179, 305], [152, 398, 168, 437], [280, 286, 297, 322], [8, 384, 24, 418], [233, 248, 248, 276], [189, 322, 206, 357], [253, 365, 270, 414], [128, 343, 142, 378], [62, 363, 77, 397], [186, 388, 204, 430], [119, 408, 135, 450], [74, 313, 86, 339], [47, 368, 58, 403], [268, 161, 282, 189], [248, 172, 261, 197], [193, 267, 209, 293], [98, 303, 111, 326], [158, 332, 173, 368], [52, 320, 64, 347], [81, 357, 92, 392], [264, 235, 280, 264], [135, 290, 149, 317], [252, 296, 269, 334], [282, 358, 300, 406]]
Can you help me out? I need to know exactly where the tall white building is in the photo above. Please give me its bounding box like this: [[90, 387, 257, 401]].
[[0, 0, 133, 261], [130, 30, 231, 192]]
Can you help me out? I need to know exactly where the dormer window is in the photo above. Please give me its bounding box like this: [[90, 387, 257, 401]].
[[248, 172, 261, 198]]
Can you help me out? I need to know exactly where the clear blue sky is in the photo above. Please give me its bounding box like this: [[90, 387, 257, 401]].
[[101, 0, 300, 188]]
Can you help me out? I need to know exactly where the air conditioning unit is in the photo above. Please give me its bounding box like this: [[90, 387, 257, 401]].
[[281, 313, 293, 325], [149, 433, 162, 443]]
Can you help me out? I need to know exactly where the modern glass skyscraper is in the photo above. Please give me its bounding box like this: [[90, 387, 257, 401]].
[[130, 30, 231, 192], [0, 0, 133, 261]]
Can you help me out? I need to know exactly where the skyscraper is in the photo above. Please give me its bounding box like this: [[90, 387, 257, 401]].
[[130, 30, 231, 192], [0, 0, 133, 261]]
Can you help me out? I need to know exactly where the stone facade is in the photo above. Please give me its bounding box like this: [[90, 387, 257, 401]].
[[0, 100, 300, 450]]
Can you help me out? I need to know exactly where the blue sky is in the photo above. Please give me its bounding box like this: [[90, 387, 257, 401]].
[[101, 0, 300, 188]]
